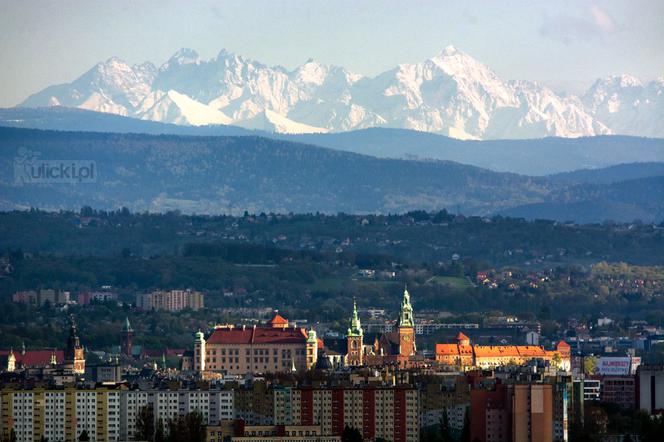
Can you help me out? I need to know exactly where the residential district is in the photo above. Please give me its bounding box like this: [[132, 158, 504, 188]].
[[1, 289, 663, 442]]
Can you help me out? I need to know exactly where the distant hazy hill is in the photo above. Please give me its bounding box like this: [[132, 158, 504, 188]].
[[281, 129, 664, 175], [0, 126, 553, 215], [547, 162, 664, 185], [2, 107, 663, 175], [1, 127, 662, 223], [502, 176, 664, 223]]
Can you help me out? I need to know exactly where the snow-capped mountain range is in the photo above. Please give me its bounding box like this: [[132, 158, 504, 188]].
[[20, 46, 664, 139]]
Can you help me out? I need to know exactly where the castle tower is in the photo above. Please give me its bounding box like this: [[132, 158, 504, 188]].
[[7, 348, 15, 372], [194, 330, 206, 372], [64, 315, 85, 374], [397, 287, 416, 358], [121, 317, 134, 358], [346, 299, 364, 366], [306, 329, 318, 370], [456, 331, 470, 346]]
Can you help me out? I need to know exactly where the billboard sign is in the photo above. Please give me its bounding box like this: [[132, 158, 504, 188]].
[[595, 357, 631, 375]]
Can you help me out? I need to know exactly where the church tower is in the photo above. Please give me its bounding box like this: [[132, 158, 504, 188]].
[[194, 330, 206, 372], [6, 349, 15, 372], [121, 317, 134, 358], [346, 299, 364, 366], [64, 315, 85, 374], [397, 287, 416, 358], [306, 329, 318, 370]]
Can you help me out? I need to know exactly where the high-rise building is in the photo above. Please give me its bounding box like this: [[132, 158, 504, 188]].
[[0, 386, 233, 442], [136, 289, 204, 311], [636, 364, 664, 415], [0, 387, 121, 442], [471, 383, 554, 442], [274, 385, 419, 442], [601, 376, 636, 409]]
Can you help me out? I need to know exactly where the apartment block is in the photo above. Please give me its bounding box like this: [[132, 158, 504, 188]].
[[0, 388, 120, 442], [471, 383, 556, 442], [271, 386, 419, 442], [637, 364, 664, 415], [136, 289, 204, 311], [1, 387, 233, 442]]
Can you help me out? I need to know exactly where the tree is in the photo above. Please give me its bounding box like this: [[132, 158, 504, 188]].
[[584, 356, 598, 375], [440, 406, 454, 442], [341, 425, 363, 442], [135, 405, 155, 442], [184, 411, 206, 442], [552, 352, 562, 368], [155, 418, 165, 442], [584, 406, 609, 442], [79, 430, 90, 441], [460, 407, 471, 442]]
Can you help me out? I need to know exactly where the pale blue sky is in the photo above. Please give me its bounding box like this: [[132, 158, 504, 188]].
[[1, 0, 662, 107]]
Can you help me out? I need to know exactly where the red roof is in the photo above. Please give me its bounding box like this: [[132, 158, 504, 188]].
[[207, 326, 307, 345], [141, 348, 186, 358], [0, 350, 64, 366], [556, 340, 570, 348], [267, 314, 289, 326]]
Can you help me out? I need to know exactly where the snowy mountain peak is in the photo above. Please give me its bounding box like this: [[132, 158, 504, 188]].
[[591, 74, 643, 90], [430, 45, 493, 77], [294, 59, 328, 85], [162, 48, 200, 69], [440, 44, 459, 56], [18, 46, 664, 138], [614, 74, 643, 88], [216, 48, 239, 61]]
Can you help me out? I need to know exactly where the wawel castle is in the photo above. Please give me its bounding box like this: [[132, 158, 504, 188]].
[[187, 288, 570, 375]]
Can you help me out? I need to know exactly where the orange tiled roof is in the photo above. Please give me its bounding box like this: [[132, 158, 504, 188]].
[[267, 313, 289, 326], [435, 344, 460, 356], [556, 340, 570, 349], [456, 332, 470, 341], [436, 340, 557, 361], [516, 346, 547, 357], [473, 346, 521, 358]]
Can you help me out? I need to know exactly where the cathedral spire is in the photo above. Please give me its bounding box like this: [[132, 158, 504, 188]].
[[122, 317, 133, 333], [347, 298, 363, 337], [397, 286, 414, 328]]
